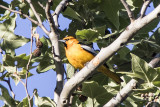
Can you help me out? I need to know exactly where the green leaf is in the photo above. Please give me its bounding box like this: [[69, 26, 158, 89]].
[[82, 81, 113, 104], [66, 63, 75, 79], [149, 27, 160, 45], [76, 29, 99, 42], [90, 73, 108, 86], [131, 53, 158, 83], [1, 35, 30, 51], [3, 66, 16, 74], [15, 54, 31, 68], [18, 68, 33, 79], [0, 0, 8, 14], [40, 36, 49, 55], [0, 10, 11, 21], [94, 25, 106, 36], [139, 18, 159, 34], [0, 84, 16, 106], [3, 55, 15, 66], [28, 1, 46, 26], [100, 0, 122, 30], [11, 0, 29, 18], [109, 47, 131, 71], [152, 67, 160, 87], [34, 89, 56, 107], [36, 49, 55, 73], [131, 40, 160, 60], [63, 7, 81, 21], [17, 97, 33, 107], [0, 14, 17, 40], [153, 0, 160, 8]]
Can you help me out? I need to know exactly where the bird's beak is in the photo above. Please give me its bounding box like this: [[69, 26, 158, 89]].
[[59, 39, 66, 43], [59, 39, 67, 47]]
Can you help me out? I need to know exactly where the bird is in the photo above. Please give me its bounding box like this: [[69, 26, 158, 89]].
[[59, 36, 122, 84]]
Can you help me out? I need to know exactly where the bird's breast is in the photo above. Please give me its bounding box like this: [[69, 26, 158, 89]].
[[65, 44, 94, 69]]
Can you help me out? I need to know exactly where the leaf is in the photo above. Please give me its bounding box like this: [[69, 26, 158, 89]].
[[1, 35, 30, 51], [3, 55, 15, 66], [0, 84, 16, 106], [39, 36, 49, 55], [100, 0, 122, 30], [0, 0, 8, 14], [36, 49, 55, 73], [131, 53, 158, 83], [139, 18, 159, 34], [0, 10, 11, 21], [63, 7, 81, 21], [82, 81, 113, 105], [149, 27, 160, 45], [18, 68, 33, 79], [28, 1, 46, 26], [3, 66, 17, 74], [90, 73, 108, 86], [34, 89, 56, 107], [94, 25, 106, 36], [76, 29, 99, 42], [0, 14, 17, 40], [66, 63, 75, 79], [15, 54, 31, 68], [152, 67, 160, 87], [17, 97, 33, 107], [153, 0, 160, 8]]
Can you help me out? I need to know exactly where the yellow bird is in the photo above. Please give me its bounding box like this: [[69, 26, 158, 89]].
[[60, 36, 122, 84]]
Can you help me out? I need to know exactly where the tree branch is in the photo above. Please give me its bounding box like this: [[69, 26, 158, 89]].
[[149, 53, 160, 68], [0, 4, 50, 35], [140, 0, 152, 18], [57, 4, 160, 107], [120, 0, 135, 22], [104, 79, 138, 107], [45, 0, 57, 33], [105, 53, 160, 106], [47, 0, 68, 104], [26, 0, 42, 24], [53, 0, 68, 29]]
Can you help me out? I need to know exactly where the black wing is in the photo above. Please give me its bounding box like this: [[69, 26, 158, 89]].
[[80, 44, 97, 56]]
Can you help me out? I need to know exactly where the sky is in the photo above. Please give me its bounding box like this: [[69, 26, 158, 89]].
[[0, 1, 159, 106]]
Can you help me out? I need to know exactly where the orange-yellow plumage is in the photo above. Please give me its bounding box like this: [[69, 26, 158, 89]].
[[61, 36, 122, 84]]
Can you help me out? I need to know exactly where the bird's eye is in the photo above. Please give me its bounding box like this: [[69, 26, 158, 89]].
[[65, 39, 69, 41]]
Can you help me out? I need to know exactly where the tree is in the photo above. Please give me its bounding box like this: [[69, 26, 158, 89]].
[[0, 0, 160, 107]]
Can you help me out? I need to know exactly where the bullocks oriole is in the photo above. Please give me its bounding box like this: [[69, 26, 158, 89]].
[[60, 36, 122, 84]]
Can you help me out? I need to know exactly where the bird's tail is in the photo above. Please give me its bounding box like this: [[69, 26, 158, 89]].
[[98, 65, 123, 84]]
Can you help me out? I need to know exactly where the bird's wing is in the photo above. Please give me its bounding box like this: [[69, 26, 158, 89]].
[[80, 44, 97, 56], [80, 44, 110, 68]]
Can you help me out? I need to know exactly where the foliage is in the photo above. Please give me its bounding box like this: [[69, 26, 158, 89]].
[[0, 0, 160, 107]]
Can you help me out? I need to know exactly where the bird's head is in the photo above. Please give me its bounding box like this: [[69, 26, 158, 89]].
[[59, 36, 79, 48]]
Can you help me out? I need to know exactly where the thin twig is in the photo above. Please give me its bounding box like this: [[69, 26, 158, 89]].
[[0, 5, 50, 35], [140, 0, 152, 18], [26, 28, 34, 71], [120, 0, 135, 22], [30, 89, 36, 100], [26, 0, 42, 24], [53, 0, 69, 28], [4, 78, 15, 99], [24, 28, 34, 107], [38, 1, 45, 10], [12, 73, 31, 107], [45, 0, 57, 32]]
